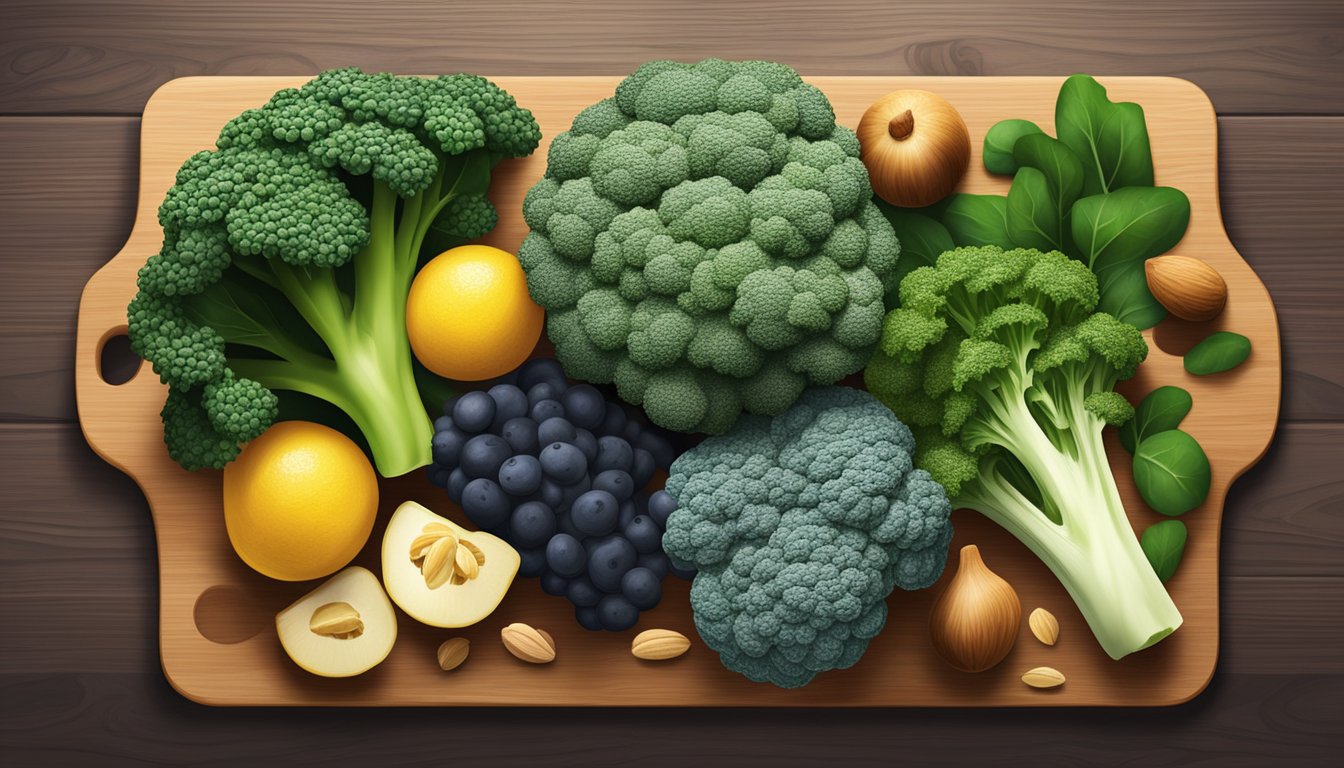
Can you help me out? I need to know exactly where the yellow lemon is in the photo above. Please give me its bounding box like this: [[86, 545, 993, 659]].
[[223, 421, 378, 582], [406, 244, 544, 381]]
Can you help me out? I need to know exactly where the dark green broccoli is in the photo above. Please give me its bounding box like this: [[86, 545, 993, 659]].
[[519, 59, 900, 435], [128, 68, 540, 475], [661, 387, 953, 688]]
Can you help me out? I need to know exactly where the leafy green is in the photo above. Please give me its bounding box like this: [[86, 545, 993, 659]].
[[1006, 168, 1061, 251], [1133, 429, 1211, 516], [1184, 332, 1252, 375], [943, 194, 1009, 247], [1141, 520, 1188, 583], [876, 202, 956, 293], [1120, 385, 1193, 454], [983, 119, 1044, 175], [1055, 73, 1155, 196]]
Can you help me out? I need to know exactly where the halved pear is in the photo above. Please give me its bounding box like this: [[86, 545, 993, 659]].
[[275, 566, 397, 678], [382, 500, 520, 628]]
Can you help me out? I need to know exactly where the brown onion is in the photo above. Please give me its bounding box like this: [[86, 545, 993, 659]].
[[858, 90, 970, 208]]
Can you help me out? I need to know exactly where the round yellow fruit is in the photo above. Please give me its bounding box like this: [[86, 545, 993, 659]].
[[223, 421, 379, 582], [406, 244, 544, 381]]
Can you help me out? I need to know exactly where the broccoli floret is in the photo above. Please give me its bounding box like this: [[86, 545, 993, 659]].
[[519, 59, 900, 434], [864, 245, 1182, 659], [128, 69, 540, 474], [662, 387, 953, 688]]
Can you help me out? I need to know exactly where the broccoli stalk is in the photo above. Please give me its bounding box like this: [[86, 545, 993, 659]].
[[128, 69, 540, 475], [865, 246, 1182, 659]]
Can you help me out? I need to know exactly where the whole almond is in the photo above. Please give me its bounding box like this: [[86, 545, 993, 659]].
[[631, 629, 691, 660], [1022, 666, 1066, 689], [501, 623, 556, 664], [308, 602, 364, 640], [1145, 255, 1228, 321], [1028, 607, 1060, 646], [436, 637, 470, 671]]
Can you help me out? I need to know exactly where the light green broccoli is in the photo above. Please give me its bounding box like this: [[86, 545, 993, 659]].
[[864, 245, 1182, 659], [127, 68, 540, 474], [660, 387, 953, 688], [519, 59, 900, 434]]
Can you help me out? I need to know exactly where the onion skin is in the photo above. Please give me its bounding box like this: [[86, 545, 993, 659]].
[[858, 90, 971, 208], [929, 544, 1022, 673]]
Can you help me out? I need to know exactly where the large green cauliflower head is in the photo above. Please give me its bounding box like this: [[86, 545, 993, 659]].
[[520, 59, 901, 434], [661, 387, 952, 688]]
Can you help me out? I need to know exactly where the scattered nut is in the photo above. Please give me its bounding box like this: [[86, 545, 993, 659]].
[[631, 629, 691, 660], [1145, 254, 1228, 321], [308, 601, 364, 640], [1028, 607, 1060, 646], [436, 637, 470, 671], [501, 622, 556, 664], [1021, 666, 1066, 689]]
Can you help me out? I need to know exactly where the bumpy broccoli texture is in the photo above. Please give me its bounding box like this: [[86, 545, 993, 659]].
[[661, 387, 952, 688], [127, 69, 540, 475], [519, 59, 901, 435], [865, 245, 1182, 659]]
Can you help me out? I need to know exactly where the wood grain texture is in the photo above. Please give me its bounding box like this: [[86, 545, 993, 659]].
[[72, 75, 1277, 707], [8, 116, 1338, 423], [2, 1, 1342, 116]]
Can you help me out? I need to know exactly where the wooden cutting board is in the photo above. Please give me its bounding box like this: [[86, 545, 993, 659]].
[[75, 75, 1279, 706]]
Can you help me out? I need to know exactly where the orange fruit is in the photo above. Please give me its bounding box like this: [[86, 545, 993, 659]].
[[223, 421, 378, 581], [406, 245, 544, 381]]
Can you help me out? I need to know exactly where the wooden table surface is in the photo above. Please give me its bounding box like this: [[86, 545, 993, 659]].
[[1, 1, 1340, 765]]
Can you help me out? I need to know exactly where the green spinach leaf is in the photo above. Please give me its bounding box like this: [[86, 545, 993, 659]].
[[1184, 332, 1252, 375], [1055, 74, 1155, 196], [1006, 168, 1061, 252], [1140, 520, 1188, 583], [1133, 429, 1211, 517], [1120, 385, 1193, 454], [942, 194, 1009, 247], [983, 119, 1044, 176], [877, 203, 956, 289]]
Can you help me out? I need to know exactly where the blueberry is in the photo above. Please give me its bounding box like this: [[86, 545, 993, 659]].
[[460, 434, 512, 479], [498, 454, 543, 496], [487, 384, 529, 431], [632, 448, 656, 488], [500, 416, 539, 455], [537, 416, 577, 446], [598, 404, 628, 437], [540, 479, 565, 510], [428, 465, 452, 488], [527, 381, 561, 406], [624, 515, 663, 554], [572, 429, 598, 464], [592, 469, 634, 501], [637, 551, 670, 580], [441, 395, 460, 417], [565, 577, 602, 608], [433, 414, 454, 432], [617, 498, 638, 530], [622, 420, 642, 444], [555, 510, 582, 539], [540, 570, 569, 596], [539, 441, 588, 485], [516, 358, 567, 392], [669, 558, 697, 580], [561, 384, 606, 429], [588, 536, 637, 593], [647, 490, 678, 527], [575, 605, 603, 631], [545, 533, 586, 577], [446, 468, 469, 503], [452, 391, 496, 433], [431, 426, 469, 467], [571, 490, 619, 537], [530, 398, 565, 424], [461, 478, 510, 529], [621, 567, 662, 610], [636, 430, 677, 469], [518, 547, 548, 578], [597, 594, 639, 631], [509, 500, 556, 548], [556, 474, 591, 515], [593, 436, 634, 473]]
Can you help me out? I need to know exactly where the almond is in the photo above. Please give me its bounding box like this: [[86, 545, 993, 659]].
[[1022, 666, 1066, 689], [631, 629, 691, 660], [501, 623, 556, 664], [1145, 255, 1227, 321], [436, 637, 470, 671], [1028, 607, 1059, 646], [308, 601, 364, 640]]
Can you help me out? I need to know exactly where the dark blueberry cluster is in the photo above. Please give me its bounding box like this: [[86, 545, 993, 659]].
[[429, 358, 693, 631]]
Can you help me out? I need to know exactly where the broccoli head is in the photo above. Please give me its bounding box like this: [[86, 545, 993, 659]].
[[519, 59, 900, 435], [128, 69, 540, 475], [661, 387, 952, 688]]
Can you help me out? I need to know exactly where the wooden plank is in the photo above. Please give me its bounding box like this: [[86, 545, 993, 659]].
[[2, 114, 1339, 423], [1, 1, 1341, 116], [0, 672, 1340, 766]]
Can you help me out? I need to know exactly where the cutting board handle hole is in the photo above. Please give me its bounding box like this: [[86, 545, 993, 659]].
[[97, 327, 141, 386], [1152, 315, 1231, 358], [194, 585, 269, 645]]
